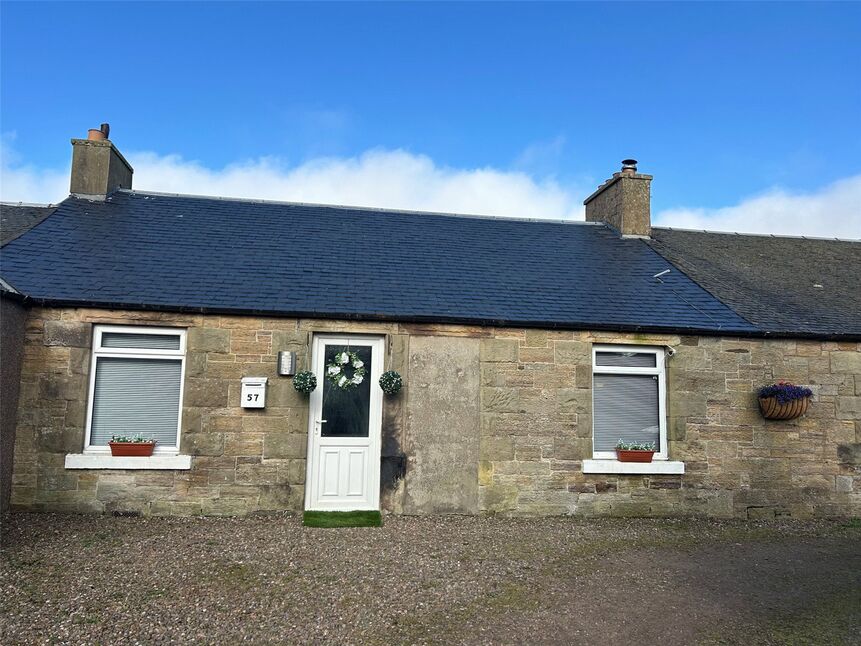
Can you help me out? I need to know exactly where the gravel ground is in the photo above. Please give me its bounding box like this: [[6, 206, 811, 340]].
[[1, 513, 859, 645]]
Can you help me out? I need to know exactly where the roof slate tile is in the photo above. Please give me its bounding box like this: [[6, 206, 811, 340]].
[[0, 191, 770, 336]]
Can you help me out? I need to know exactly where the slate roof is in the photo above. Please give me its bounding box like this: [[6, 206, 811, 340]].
[[1, 202, 57, 246], [0, 190, 756, 335], [648, 228, 861, 338]]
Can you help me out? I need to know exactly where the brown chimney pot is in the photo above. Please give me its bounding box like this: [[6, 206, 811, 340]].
[[87, 128, 106, 141]]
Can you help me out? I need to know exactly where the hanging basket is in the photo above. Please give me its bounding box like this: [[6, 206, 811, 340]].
[[379, 371, 403, 395], [293, 370, 317, 394], [758, 396, 810, 421]]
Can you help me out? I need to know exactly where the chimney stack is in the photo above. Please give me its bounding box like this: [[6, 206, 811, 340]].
[[584, 159, 652, 237], [70, 123, 133, 199]]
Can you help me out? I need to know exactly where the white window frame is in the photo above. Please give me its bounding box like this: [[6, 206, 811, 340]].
[[82, 325, 187, 456], [591, 344, 668, 461]]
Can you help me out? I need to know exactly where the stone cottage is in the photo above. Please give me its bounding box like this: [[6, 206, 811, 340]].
[[1, 127, 859, 519]]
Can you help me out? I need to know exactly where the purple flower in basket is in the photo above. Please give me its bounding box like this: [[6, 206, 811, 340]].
[[758, 382, 813, 404]]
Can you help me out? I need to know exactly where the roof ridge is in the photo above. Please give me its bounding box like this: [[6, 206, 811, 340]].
[[652, 225, 861, 243], [112, 189, 599, 227], [1, 201, 57, 208]]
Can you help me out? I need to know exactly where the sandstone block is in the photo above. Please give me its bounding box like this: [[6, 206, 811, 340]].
[[186, 352, 207, 377], [554, 340, 588, 365], [272, 328, 307, 351], [201, 497, 253, 516], [182, 407, 202, 434], [235, 462, 278, 485], [182, 432, 224, 456], [482, 387, 521, 413], [481, 436, 514, 461], [837, 396, 861, 420], [206, 469, 235, 485], [518, 346, 554, 363], [188, 327, 230, 353], [478, 461, 493, 486], [674, 345, 711, 371], [39, 374, 85, 401], [151, 500, 203, 516], [69, 348, 90, 375], [263, 432, 306, 459], [207, 415, 242, 433], [557, 388, 587, 414], [224, 432, 264, 456], [837, 443, 861, 465], [746, 506, 775, 519], [481, 483, 518, 512], [257, 484, 294, 511], [44, 321, 91, 348], [265, 381, 303, 407], [831, 351, 861, 375], [243, 415, 290, 433], [480, 338, 518, 363], [553, 436, 587, 461], [184, 378, 229, 408]]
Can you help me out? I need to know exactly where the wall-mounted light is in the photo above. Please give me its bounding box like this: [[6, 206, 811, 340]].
[[278, 351, 297, 376]]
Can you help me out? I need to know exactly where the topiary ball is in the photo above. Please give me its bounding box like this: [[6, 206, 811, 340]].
[[293, 370, 317, 394], [379, 370, 403, 395]]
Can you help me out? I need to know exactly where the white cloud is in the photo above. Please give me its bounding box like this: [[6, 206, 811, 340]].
[[0, 139, 584, 220], [655, 175, 861, 239], [2, 134, 859, 239], [0, 133, 69, 205]]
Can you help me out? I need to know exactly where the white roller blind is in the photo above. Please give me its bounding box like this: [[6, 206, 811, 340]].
[[102, 332, 181, 350], [596, 351, 656, 368], [593, 373, 660, 451], [89, 357, 182, 447]]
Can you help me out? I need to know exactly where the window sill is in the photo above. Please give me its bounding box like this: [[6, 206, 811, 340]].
[[582, 459, 685, 475], [64, 454, 192, 470]]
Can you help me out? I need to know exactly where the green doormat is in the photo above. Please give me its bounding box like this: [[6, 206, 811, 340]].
[[303, 510, 382, 528]]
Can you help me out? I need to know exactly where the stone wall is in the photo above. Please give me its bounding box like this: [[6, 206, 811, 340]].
[[11, 308, 417, 516], [10, 307, 860, 518], [1, 294, 28, 513], [478, 331, 860, 518]]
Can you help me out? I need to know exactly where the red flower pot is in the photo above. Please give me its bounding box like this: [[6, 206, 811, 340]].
[[616, 449, 655, 463], [758, 396, 810, 421], [109, 442, 156, 457]]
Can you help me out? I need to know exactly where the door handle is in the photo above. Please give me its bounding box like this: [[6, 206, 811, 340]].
[[314, 419, 327, 436]]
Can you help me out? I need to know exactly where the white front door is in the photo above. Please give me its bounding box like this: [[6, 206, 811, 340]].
[[305, 334, 384, 511]]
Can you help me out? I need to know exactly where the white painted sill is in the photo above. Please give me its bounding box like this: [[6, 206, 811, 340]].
[[64, 454, 192, 470], [582, 459, 685, 475]]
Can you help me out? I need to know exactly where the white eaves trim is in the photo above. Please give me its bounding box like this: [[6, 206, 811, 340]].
[[65, 454, 192, 470], [582, 459, 685, 475]]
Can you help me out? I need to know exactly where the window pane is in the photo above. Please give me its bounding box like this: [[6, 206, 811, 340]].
[[321, 345, 372, 437], [593, 374, 660, 452], [102, 332, 181, 350], [90, 357, 182, 446], [596, 351, 656, 368]]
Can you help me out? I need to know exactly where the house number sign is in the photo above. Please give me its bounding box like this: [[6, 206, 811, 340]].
[[240, 377, 268, 409]]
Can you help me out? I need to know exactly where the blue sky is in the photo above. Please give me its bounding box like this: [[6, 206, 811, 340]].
[[2, 1, 860, 237]]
